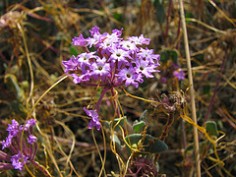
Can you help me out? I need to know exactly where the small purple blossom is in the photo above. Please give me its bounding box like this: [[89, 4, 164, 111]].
[[24, 119, 37, 131], [7, 119, 19, 136], [62, 56, 79, 73], [91, 58, 110, 80], [83, 108, 101, 131], [120, 40, 137, 53], [2, 119, 19, 150], [117, 68, 140, 88], [27, 135, 37, 144], [11, 152, 28, 171], [77, 52, 98, 67], [173, 68, 185, 80], [89, 26, 100, 36], [72, 34, 87, 47], [1, 136, 13, 150], [109, 48, 130, 67], [135, 59, 157, 78], [128, 34, 150, 45]]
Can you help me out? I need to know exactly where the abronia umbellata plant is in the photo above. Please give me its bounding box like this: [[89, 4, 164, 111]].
[[62, 26, 160, 130]]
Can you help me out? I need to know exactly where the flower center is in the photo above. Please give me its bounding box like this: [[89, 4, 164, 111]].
[[98, 66, 103, 71], [126, 73, 131, 78], [116, 53, 121, 57]]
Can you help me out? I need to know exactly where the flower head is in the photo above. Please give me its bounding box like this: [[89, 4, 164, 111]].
[[63, 27, 160, 89]]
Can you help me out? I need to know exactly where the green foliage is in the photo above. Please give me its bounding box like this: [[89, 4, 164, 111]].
[[125, 133, 168, 154], [154, 0, 165, 24], [205, 121, 219, 137], [69, 46, 79, 56], [133, 120, 145, 133], [160, 49, 178, 63]]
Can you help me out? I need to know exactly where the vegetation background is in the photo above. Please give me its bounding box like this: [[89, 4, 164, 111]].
[[0, 0, 235, 176]]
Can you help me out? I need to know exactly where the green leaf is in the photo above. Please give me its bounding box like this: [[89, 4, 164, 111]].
[[160, 49, 178, 63], [69, 46, 79, 56], [203, 85, 211, 95], [205, 121, 218, 137], [133, 121, 145, 133], [125, 133, 168, 153], [112, 134, 122, 150], [154, 0, 165, 24], [113, 12, 123, 22], [125, 134, 142, 146]]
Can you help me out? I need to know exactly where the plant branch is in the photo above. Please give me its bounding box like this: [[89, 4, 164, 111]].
[[179, 0, 201, 176]]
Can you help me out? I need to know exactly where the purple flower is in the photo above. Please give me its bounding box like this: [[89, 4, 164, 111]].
[[11, 152, 28, 171], [1, 119, 38, 171], [1, 135, 13, 150], [7, 119, 19, 136], [2, 119, 19, 149], [27, 135, 37, 144], [89, 26, 100, 36], [83, 108, 101, 131], [72, 34, 87, 47], [137, 48, 160, 65], [120, 40, 137, 53], [77, 52, 97, 67], [62, 56, 79, 73], [128, 34, 150, 45], [71, 73, 91, 84], [173, 68, 185, 80], [63, 26, 160, 89], [135, 59, 158, 78], [62, 27, 161, 130], [91, 58, 110, 80], [112, 28, 123, 37], [109, 48, 130, 67], [99, 31, 121, 51], [24, 119, 37, 131], [117, 68, 140, 88]]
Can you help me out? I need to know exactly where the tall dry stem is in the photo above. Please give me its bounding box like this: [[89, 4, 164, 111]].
[[179, 0, 201, 176]]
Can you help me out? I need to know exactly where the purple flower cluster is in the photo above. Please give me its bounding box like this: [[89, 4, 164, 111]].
[[62, 26, 160, 88], [62, 26, 160, 130], [0, 119, 37, 171]]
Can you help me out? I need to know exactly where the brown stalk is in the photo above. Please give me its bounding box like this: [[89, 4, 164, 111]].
[[179, 0, 201, 176]]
